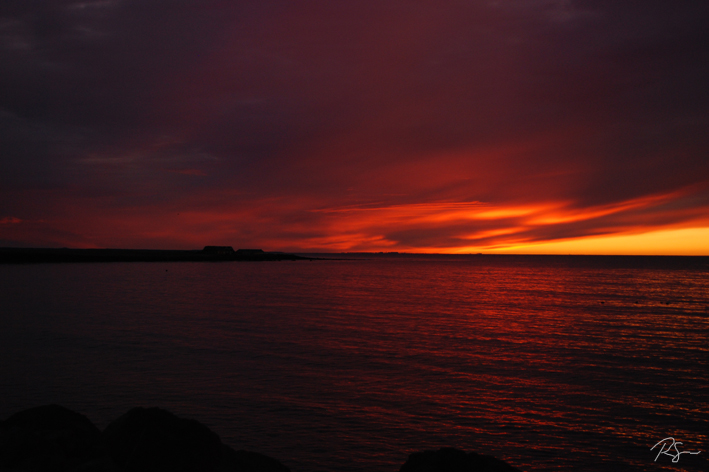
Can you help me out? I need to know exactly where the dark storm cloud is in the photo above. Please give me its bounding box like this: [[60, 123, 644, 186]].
[[1, 0, 708, 250]]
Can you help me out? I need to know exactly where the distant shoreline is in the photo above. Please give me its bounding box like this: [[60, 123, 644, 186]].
[[1, 247, 707, 266], [0, 247, 313, 264]]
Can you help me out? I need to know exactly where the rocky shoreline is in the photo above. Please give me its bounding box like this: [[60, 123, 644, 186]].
[[0, 405, 521, 472]]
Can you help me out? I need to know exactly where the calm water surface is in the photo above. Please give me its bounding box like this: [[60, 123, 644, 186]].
[[1, 255, 707, 472]]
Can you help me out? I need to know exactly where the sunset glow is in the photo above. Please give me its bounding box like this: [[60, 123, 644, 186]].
[[485, 227, 709, 256], [1, 2, 708, 254]]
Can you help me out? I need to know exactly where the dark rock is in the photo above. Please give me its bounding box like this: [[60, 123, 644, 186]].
[[399, 447, 521, 472], [216, 445, 290, 472], [0, 404, 118, 472], [3, 405, 520, 472], [102, 407, 223, 472]]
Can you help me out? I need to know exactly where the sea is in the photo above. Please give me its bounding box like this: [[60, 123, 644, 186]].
[[0, 254, 707, 472]]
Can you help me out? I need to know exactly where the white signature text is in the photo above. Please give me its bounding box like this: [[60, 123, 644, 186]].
[[651, 437, 701, 463]]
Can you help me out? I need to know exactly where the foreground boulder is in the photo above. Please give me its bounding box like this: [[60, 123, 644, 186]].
[[0, 404, 118, 471], [400, 447, 521, 472], [102, 407, 290, 472], [103, 407, 223, 472], [1, 406, 290, 472]]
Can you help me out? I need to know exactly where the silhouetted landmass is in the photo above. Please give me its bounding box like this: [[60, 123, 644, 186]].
[[0, 405, 522, 472], [0, 247, 313, 264]]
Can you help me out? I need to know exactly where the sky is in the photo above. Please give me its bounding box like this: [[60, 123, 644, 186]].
[[1, 1, 708, 254]]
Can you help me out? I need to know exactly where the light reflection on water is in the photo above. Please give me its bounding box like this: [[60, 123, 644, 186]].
[[0, 255, 707, 472]]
